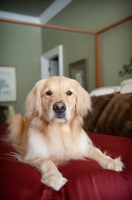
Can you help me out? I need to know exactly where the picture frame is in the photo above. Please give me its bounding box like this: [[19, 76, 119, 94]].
[[69, 59, 88, 90], [0, 66, 17, 102]]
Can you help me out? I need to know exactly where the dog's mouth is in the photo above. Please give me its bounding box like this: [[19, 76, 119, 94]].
[[55, 113, 65, 118], [52, 113, 67, 123]]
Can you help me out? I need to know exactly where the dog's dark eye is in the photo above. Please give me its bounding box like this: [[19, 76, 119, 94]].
[[66, 91, 73, 95], [46, 91, 52, 96]]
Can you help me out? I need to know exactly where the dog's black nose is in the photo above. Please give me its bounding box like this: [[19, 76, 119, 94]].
[[53, 102, 66, 114]]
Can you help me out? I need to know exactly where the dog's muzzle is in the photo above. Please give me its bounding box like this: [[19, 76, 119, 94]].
[[53, 102, 66, 119]]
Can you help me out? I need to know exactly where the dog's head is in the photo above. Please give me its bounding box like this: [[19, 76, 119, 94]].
[[25, 76, 91, 123]]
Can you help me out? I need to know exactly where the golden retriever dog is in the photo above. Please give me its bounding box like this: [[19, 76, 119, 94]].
[[6, 76, 123, 191]]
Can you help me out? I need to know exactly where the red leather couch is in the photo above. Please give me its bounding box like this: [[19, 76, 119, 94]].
[[0, 124, 132, 200]]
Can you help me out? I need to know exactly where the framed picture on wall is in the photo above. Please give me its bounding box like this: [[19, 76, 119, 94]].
[[69, 59, 88, 90], [0, 66, 17, 102]]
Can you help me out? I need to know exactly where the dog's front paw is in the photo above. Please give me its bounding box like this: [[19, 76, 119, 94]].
[[41, 175, 68, 191], [103, 157, 124, 172]]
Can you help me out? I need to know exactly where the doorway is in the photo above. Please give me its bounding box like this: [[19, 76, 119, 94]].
[[41, 45, 63, 79]]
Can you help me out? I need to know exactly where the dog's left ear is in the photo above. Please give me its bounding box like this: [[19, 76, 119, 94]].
[[76, 82, 91, 117]]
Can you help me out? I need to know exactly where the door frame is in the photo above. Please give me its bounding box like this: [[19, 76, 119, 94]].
[[41, 45, 63, 79]]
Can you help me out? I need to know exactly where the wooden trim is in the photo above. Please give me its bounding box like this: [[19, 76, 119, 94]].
[[97, 15, 132, 34], [95, 34, 101, 88], [0, 15, 131, 89], [0, 18, 96, 35]]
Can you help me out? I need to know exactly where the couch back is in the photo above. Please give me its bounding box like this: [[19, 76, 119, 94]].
[[84, 93, 132, 138]]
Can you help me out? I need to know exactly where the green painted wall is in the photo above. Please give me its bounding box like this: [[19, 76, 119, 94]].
[[42, 29, 95, 91], [42, 0, 132, 90], [100, 20, 132, 86], [0, 22, 42, 114]]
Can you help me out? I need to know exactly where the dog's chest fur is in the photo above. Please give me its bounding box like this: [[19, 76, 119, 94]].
[[24, 122, 91, 161]]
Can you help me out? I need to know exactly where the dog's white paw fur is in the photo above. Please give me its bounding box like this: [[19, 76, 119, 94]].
[[102, 157, 124, 172], [41, 175, 68, 191]]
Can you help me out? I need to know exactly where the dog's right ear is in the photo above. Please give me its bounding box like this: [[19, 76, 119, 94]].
[[24, 85, 37, 116], [25, 79, 47, 117]]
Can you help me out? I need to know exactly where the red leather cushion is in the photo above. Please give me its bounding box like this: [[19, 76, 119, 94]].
[[0, 125, 132, 200]]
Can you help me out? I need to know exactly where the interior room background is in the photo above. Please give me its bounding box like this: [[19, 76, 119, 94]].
[[0, 0, 132, 114]]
